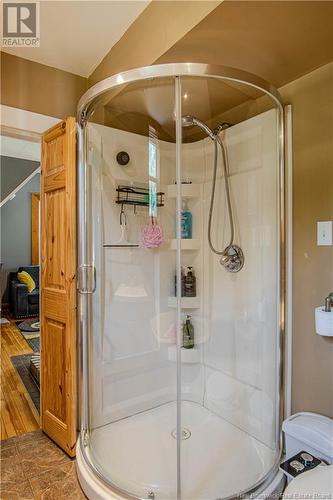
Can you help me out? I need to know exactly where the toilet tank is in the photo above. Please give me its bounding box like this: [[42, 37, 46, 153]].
[[283, 412, 333, 464]]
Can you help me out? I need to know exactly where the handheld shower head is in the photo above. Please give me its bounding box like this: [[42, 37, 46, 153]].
[[180, 114, 244, 272], [181, 115, 215, 140], [181, 115, 195, 128]]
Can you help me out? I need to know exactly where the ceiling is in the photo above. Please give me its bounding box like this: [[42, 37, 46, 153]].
[[158, 1, 333, 89], [1, 136, 40, 162], [1, 1, 150, 77], [99, 0, 333, 141], [92, 1, 333, 143]]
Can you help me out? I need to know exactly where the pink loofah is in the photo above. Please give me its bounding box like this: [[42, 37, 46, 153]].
[[141, 221, 164, 248]]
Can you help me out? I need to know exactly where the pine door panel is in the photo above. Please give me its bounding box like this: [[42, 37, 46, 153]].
[[41, 117, 77, 457]]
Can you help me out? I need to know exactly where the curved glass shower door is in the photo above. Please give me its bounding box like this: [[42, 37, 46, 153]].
[[178, 76, 280, 499], [84, 76, 182, 499], [78, 66, 284, 500]]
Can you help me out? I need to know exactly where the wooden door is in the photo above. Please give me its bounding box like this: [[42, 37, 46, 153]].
[[40, 117, 77, 456], [31, 193, 40, 264]]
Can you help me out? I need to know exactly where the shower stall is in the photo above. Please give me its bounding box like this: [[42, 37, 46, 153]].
[[76, 63, 285, 500]]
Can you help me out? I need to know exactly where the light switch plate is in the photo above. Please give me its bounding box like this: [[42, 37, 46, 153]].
[[317, 221, 332, 246]]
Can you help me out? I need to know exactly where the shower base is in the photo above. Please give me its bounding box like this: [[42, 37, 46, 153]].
[[76, 401, 285, 500]]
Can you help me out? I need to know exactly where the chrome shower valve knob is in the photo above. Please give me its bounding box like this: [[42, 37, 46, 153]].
[[220, 245, 244, 273]]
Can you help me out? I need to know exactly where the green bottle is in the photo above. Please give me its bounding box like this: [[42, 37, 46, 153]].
[[183, 315, 194, 349]]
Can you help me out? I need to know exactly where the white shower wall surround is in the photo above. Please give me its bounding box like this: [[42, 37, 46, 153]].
[[87, 108, 278, 449]]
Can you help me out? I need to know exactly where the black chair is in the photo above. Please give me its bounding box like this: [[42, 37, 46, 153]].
[[9, 265, 39, 319]]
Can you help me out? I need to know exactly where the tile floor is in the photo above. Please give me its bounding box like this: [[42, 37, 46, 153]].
[[0, 429, 86, 499]]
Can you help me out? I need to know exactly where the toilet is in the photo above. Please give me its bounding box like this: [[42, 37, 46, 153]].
[[282, 412, 333, 498], [283, 465, 333, 498]]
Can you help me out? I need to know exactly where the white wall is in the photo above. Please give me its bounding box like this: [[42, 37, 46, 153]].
[[1, 156, 40, 302], [87, 109, 280, 450], [201, 110, 279, 449], [88, 124, 178, 427]]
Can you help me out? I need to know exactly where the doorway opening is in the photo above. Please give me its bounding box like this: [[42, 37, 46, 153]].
[[1, 132, 41, 435]]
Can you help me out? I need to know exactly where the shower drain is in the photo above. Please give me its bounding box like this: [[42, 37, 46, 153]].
[[171, 427, 191, 440]]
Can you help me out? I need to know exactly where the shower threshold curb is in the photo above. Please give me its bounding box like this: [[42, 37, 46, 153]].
[[76, 440, 126, 500]]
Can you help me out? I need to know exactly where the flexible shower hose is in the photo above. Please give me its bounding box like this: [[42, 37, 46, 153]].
[[207, 136, 235, 255]]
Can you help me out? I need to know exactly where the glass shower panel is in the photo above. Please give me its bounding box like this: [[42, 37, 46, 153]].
[[79, 68, 284, 500], [86, 77, 181, 499], [179, 76, 280, 499]]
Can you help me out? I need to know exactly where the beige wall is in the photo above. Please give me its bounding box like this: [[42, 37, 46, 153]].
[[89, 0, 222, 85], [157, 1, 333, 90], [280, 63, 333, 418], [1, 52, 87, 119]]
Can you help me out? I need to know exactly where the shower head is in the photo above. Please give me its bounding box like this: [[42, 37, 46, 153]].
[[181, 115, 195, 128], [181, 115, 215, 140]]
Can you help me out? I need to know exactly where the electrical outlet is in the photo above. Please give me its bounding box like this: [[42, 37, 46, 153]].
[[317, 221, 332, 246]]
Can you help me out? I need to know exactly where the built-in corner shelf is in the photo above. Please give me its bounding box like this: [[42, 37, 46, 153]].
[[168, 296, 200, 309], [167, 184, 201, 199], [168, 345, 201, 363], [168, 239, 200, 250]]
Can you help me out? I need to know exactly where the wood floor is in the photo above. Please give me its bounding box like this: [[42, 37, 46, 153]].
[[0, 320, 39, 440]]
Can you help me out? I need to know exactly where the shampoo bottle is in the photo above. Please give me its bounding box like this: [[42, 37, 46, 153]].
[[183, 315, 194, 349], [181, 200, 192, 239], [184, 267, 196, 297]]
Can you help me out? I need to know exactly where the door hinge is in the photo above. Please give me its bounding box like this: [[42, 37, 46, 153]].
[[78, 265, 96, 294]]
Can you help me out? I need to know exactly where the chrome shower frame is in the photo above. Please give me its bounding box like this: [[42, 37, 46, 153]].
[[77, 62, 286, 500]]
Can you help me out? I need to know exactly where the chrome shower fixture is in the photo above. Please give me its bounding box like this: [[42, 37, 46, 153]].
[[181, 115, 216, 140], [213, 122, 233, 136], [220, 245, 244, 273], [181, 115, 195, 127], [182, 115, 244, 273]]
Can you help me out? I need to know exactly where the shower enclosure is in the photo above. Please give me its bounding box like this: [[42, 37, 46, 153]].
[[76, 63, 285, 500]]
